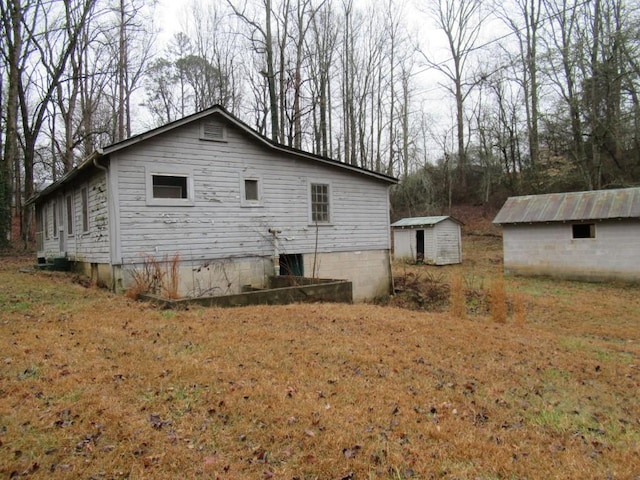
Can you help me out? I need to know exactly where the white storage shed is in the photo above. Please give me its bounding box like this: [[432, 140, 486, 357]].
[[391, 216, 463, 265]]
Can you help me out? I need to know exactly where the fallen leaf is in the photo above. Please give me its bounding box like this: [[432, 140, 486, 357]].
[[254, 448, 268, 463], [342, 445, 361, 459]]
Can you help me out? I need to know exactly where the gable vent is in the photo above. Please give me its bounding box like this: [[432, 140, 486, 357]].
[[200, 120, 227, 141]]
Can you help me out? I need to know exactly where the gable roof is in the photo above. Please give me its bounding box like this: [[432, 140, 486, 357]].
[[493, 187, 640, 224], [30, 105, 397, 204], [391, 216, 463, 228]]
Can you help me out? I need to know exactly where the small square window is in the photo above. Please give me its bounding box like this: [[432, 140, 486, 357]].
[[245, 179, 259, 201], [153, 175, 188, 199], [572, 223, 595, 239], [311, 183, 330, 223], [240, 176, 262, 206]]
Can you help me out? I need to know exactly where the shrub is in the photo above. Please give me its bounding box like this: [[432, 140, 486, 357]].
[[489, 273, 507, 323], [449, 272, 466, 319]]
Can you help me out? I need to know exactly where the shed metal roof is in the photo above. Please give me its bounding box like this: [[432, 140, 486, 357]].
[[493, 187, 640, 224], [391, 216, 462, 228]]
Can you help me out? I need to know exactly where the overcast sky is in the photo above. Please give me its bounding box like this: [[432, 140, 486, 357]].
[[150, 0, 512, 160]]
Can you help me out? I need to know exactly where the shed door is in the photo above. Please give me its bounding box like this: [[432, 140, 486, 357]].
[[416, 230, 425, 261]]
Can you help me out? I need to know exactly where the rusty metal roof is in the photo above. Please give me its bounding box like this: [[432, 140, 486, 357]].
[[493, 187, 640, 224], [391, 216, 462, 228]]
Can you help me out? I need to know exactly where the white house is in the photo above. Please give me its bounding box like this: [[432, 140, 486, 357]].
[[493, 187, 640, 282], [391, 216, 463, 265], [30, 106, 397, 302]]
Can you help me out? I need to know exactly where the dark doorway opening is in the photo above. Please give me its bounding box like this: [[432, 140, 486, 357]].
[[280, 254, 304, 276], [416, 230, 425, 262]]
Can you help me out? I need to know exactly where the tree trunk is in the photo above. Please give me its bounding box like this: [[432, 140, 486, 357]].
[[0, 0, 22, 246]]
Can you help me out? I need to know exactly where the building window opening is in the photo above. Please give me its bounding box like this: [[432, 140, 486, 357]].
[[153, 175, 188, 199], [311, 183, 329, 223], [279, 253, 304, 277], [245, 179, 259, 201], [572, 223, 595, 239]]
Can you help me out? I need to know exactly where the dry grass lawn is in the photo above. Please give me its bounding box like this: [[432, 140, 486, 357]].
[[1, 235, 639, 479]]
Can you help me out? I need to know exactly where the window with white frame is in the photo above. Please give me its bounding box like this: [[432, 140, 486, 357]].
[[245, 179, 258, 201], [310, 182, 330, 223], [44, 204, 50, 240], [145, 167, 194, 206], [52, 200, 58, 238], [153, 175, 188, 199], [240, 176, 262, 206], [66, 194, 74, 236]]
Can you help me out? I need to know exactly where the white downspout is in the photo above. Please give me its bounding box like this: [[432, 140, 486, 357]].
[[268, 228, 282, 276], [92, 152, 116, 289]]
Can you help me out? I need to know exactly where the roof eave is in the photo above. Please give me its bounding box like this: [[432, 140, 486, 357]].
[[28, 105, 397, 205], [26, 151, 102, 205], [102, 105, 398, 185]]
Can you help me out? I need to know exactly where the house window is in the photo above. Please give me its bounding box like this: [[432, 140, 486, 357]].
[[153, 175, 188, 199], [145, 168, 195, 206], [572, 223, 595, 239], [52, 200, 58, 238], [245, 179, 259, 201], [66, 195, 74, 236], [44, 204, 50, 240], [240, 176, 262, 206], [280, 253, 304, 276], [35, 209, 44, 251], [310, 183, 330, 223], [81, 187, 89, 232]]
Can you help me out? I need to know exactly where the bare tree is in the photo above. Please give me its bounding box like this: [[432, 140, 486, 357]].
[[420, 0, 487, 188], [108, 0, 155, 142], [227, 0, 280, 142], [0, 0, 22, 246], [188, 1, 243, 112], [307, 3, 338, 157], [497, 0, 542, 169], [1, 0, 94, 244]]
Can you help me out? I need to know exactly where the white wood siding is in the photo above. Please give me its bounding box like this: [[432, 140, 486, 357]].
[[424, 228, 437, 262], [36, 172, 110, 263], [434, 220, 462, 265], [38, 196, 62, 257], [503, 220, 640, 281], [113, 121, 391, 264]]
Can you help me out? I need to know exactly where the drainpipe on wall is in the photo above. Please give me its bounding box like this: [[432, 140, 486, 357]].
[[268, 228, 282, 276], [92, 152, 114, 289]]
